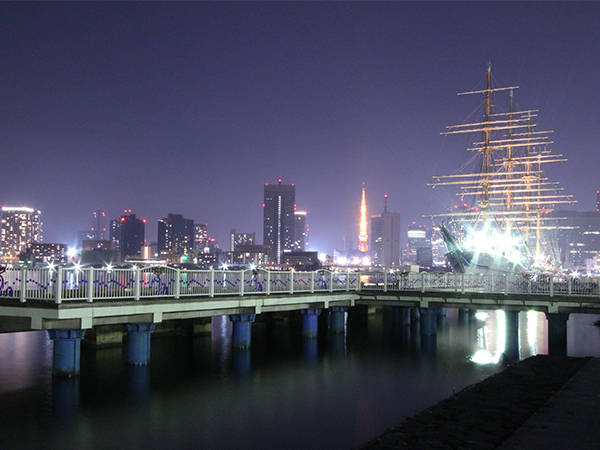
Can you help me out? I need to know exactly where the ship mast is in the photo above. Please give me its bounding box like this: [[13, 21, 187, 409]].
[[426, 65, 576, 265]]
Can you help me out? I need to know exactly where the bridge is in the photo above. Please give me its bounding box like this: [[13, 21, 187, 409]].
[[1, 265, 600, 375]]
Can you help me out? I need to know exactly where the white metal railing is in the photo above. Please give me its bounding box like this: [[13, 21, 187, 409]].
[[1, 266, 599, 304]]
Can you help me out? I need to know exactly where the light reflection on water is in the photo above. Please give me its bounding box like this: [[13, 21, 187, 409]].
[[0, 308, 599, 450]]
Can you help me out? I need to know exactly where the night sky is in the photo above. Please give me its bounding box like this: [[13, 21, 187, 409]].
[[2, 2, 599, 254]]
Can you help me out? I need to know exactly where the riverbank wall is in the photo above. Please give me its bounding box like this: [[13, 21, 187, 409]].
[[357, 355, 590, 449]]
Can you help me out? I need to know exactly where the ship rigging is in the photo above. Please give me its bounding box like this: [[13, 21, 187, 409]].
[[426, 65, 576, 273]]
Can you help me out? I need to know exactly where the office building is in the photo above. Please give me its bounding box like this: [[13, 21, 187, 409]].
[[110, 212, 145, 260], [402, 223, 430, 265], [230, 229, 256, 252], [158, 213, 194, 256], [554, 210, 600, 270], [1, 207, 43, 262], [294, 211, 308, 251], [263, 179, 295, 264], [370, 195, 400, 267], [21, 243, 68, 264], [92, 209, 107, 240], [195, 223, 208, 252]]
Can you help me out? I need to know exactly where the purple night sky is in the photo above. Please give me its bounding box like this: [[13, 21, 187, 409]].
[[1, 2, 599, 253]]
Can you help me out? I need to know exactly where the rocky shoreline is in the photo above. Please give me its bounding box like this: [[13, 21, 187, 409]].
[[357, 355, 590, 450]]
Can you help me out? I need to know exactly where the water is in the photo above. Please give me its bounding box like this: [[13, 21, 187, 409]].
[[1, 309, 599, 450]]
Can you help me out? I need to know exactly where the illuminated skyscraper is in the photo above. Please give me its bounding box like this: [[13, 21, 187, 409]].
[[263, 179, 295, 264], [1, 207, 43, 262], [370, 195, 400, 267], [358, 186, 368, 253]]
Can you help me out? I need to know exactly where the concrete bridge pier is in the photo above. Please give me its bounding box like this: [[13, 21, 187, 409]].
[[391, 306, 411, 326], [123, 323, 156, 365], [47, 329, 87, 377], [330, 306, 348, 334], [301, 308, 321, 338], [411, 307, 420, 323], [419, 308, 438, 336], [229, 314, 256, 349], [546, 313, 570, 357], [504, 310, 520, 361]]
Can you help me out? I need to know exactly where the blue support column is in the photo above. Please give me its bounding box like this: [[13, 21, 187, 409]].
[[123, 323, 156, 365], [330, 306, 348, 334], [504, 310, 520, 361], [546, 312, 570, 357], [47, 329, 87, 377], [229, 314, 256, 349], [301, 308, 321, 338], [419, 307, 438, 336]]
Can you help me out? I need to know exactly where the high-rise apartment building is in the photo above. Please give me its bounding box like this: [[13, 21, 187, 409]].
[[110, 212, 145, 260], [263, 179, 295, 264], [1, 207, 43, 262], [293, 211, 308, 251], [370, 195, 400, 267], [158, 213, 194, 256]]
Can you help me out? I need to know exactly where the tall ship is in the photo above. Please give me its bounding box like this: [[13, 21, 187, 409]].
[[426, 65, 576, 274]]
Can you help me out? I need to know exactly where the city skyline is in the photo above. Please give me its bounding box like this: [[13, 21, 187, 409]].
[[2, 2, 599, 254]]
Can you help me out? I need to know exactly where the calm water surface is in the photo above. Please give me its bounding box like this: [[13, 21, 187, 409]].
[[1, 309, 599, 450]]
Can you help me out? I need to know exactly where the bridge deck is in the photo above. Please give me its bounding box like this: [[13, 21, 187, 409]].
[[2, 267, 600, 332]]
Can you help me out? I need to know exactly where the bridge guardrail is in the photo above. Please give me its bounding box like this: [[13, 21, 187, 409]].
[[1, 266, 598, 304], [0, 266, 363, 304]]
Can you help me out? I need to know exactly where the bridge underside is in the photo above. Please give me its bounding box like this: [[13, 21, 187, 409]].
[[2, 289, 600, 334], [0, 292, 357, 333]]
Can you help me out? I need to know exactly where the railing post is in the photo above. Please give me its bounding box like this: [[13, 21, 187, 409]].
[[383, 271, 388, 293], [550, 275, 554, 297], [491, 274, 495, 293], [267, 270, 271, 295], [209, 268, 215, 298], [87, 267, 94, 302], [175, 268, 181, 299], [503, 274, 507, 294], [134, 267, 141, 300], [55, 267, 63, 304], [420, 272, 425, 293], [346, 269, 350, 291], [290, 271, 294, 294], [329, 271, 333, 293], [239, 270, 244, 296], [568, 277, 572, 295], [19, 267, 26, 303], [461, 273, 465, 294], [310, 270, 315, 293]]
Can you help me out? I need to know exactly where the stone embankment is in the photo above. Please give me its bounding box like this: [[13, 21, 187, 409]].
[[357, 355, 590, 450]]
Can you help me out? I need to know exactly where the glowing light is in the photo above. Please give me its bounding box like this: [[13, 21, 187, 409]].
[[318, 253, 327, 262], [358, 187, 368, 252], [67, 248, 77, 258]]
